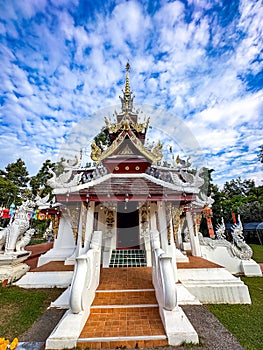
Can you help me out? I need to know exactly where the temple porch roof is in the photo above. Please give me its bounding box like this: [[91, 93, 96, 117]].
[[54, 173, 198, 203]]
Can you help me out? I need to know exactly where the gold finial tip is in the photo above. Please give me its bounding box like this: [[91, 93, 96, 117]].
[[126, 62, 130, 72]]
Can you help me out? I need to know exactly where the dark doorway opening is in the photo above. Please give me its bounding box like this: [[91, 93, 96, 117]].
[[117, 201, 139, 249]]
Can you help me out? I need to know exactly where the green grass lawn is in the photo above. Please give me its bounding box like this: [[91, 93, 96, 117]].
[[250, 244, 263, 263], [207, 277, 263, 350], [0, 286, 62, 340], [207, 246, 263, 350], [29, 237, 49, 245]]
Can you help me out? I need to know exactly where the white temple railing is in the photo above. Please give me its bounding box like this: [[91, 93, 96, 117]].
[[150, 230, 177, 311], [69, 230, 102, 314]]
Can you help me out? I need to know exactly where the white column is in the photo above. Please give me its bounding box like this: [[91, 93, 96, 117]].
[[150, 203, 157, 230], [167, 216, 178, 282], [76, 204, 85, 256], [111, 208, 117, 250], [185, 211, 202, 257], [84, 202, 95, 249], [97, 205, 106, 232], [143, 202, 154, 266], [177, 223, 183, 249], [53, 209, 75, 250], [157, 201, 168, 253]]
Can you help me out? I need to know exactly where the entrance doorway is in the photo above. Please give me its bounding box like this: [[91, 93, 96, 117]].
[[117, 201, 139, 249]]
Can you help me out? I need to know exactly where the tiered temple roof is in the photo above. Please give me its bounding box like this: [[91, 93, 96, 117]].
[[51, 64, 208, 206]]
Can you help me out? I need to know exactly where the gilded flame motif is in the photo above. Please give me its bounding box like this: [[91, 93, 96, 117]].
[[90, 140, 102, 161]]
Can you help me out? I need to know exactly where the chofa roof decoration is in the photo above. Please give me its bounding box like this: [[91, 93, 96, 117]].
[[91, 127, 163, 163]]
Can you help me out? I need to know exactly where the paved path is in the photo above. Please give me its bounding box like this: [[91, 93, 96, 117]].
[[25, 242, 53, 269]]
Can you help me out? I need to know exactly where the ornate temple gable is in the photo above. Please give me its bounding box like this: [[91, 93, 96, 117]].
[[92, 127, 162, 164]]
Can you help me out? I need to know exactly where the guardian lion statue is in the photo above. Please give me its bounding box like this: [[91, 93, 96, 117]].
[[0, 200, 35, 253]]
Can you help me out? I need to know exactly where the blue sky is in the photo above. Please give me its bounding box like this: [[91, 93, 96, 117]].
[[0, 0, 262, 188]]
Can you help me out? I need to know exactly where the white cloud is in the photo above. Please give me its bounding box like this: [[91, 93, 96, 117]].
[[0, 0, 262, 191]]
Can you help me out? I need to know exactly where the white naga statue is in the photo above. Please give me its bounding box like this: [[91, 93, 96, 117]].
[[199, 216, 253, 260], [0, 200, 35, 254]]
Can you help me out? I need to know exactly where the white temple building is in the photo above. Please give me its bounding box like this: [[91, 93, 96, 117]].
[[16, 64, 261, 350]]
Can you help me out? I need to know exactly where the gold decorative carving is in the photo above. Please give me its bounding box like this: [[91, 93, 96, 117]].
[[172, 206, 184, 241], [51, 214, 59, 238], [105, 208, 115, 234], [90, 140, 102, 161], [123, 119, 130, 130], [140, 203, 148, 232], [66, 206, 80, 244], [125, 166, 129, 170], [152, 140, 163, 159]]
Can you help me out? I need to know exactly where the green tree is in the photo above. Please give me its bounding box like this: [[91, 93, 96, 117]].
[[199, 168, 214, 196], [2, 159, 30, 204], [30, 160, 56, 197], [238, 185, 263, 222], [238, 201, 263, 222], [212, 178, 262, 224], [54, 157, 66, 176], [0, 176, 18, 207], [209, 183, 224, 225], [29, 158, 66, 199], [94, 127, 111, 150], [223, 177, 255, 198]]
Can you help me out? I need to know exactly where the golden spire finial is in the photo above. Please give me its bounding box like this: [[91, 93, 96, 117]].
[[125, 62, 131, 95]]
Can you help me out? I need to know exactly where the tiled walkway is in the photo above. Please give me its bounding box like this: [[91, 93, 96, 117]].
[[94, 290, 156, 306], [177, 256, 223, 269], [30, 261, 74, 272], [98, 266, 153, 290], [25, 242, 53, 269], [79, 306, 166, 338], [77, 267, 168, 349]]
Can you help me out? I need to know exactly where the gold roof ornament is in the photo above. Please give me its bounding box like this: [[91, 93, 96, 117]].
[[92, 63, 153, 162], [104, 117, 122, 133], [152, 140, 163, 160], [103, 63, 150, 135], [90, 140, 102, 161], [125, 62, 131, 95]]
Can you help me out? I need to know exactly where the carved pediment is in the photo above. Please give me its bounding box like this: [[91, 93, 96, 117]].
[[119, 144, 134, 155]]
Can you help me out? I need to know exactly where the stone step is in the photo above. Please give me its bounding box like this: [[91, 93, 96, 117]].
[[77, 306, 168, 349], [93, 290, 157, 306], [77, 335, 168, 349], [77, 266, 168, 349]]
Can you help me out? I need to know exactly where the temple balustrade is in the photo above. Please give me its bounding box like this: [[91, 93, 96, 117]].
[[69, 230, 102, 314], [150, 229, 177, 311]]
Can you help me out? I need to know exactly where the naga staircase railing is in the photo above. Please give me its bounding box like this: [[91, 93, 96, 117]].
[[150, 230, 199, 346], [150, 229, 177, 311], [69, 230, 102, 314]]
